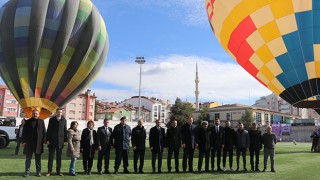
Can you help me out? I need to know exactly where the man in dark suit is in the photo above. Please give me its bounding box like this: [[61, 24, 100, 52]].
[[22, 109, 46, 177], [197, 121, 211, 172], [222, 120, 236, 171], [46, 108, 67, 176], [149, 119, 165, 173], [131, 119, 146, 173], [166, 120, 181, 173], [97, 118, 113, 174], [210, 118, 224, 171], [249, 123, 262, 171], [111, 116, 131, 174], [181, 117, 198, 173]]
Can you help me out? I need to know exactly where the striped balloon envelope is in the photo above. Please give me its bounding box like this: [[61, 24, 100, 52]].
[[206, 0, 320, 111], [0, 0, 109, 119]]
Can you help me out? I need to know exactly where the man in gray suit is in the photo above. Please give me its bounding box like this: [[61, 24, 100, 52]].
[[97, 119, 113, 174]]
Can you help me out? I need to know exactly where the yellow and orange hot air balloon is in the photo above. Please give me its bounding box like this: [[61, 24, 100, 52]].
[[206, 0, 320, 112], [0, 0, 108, 119]]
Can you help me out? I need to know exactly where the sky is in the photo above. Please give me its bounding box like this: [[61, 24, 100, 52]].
[[0, 0, 272, 105]]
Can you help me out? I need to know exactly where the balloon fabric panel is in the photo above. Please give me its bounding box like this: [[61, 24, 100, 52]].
[[0, 0, 108, 119], [206, 0, 320, 109]]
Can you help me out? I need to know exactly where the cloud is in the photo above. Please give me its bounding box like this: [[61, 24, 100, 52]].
[[93, 55, 271, 105]]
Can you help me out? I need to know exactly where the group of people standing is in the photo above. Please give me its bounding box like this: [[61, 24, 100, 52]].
[[20, 109, 277, 177], [163, 117, 277, 174]]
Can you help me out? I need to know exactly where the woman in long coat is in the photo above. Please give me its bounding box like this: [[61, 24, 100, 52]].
[[80, 121, 97, 175], [67, 121, 81, 176]]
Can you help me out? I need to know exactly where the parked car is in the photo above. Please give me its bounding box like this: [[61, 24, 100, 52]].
[[0, 117, 17, 148]]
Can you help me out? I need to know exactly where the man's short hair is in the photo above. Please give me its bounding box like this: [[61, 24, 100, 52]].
[[104, 118, 109, 122], [252, 122, 257, 126], [120, 116, 127, 121]]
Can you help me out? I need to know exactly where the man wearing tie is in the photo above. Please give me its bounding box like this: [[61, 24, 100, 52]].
[[46, 108, 68, 176], [97, 119, 113, 174], [181, 116, 198, 173], [149, 119, 165, 173], [210, 118, 224, 172]]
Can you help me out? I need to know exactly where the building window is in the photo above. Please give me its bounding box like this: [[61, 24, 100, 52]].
[[0, 94, 3, 99], [226, 113, 231, 120], [265, 113, 269, 121], [79, 111, 81, 113], [153, 106, 157, 111], [6, 99, 17, 104], [90, 105, 93, 109], [70, 103, 76, 107], [161, 113, 165, 118], [0, 103, 2, 106], [161, 107, 165, 111], [7, 91, 12, 95], [154, 112, 157, 117], [256, 112, 262, 125], [89, 112, 92, 116], [7, 108, 17, 112], [214, 113, 220, 119], [70, 110, 75, 115]]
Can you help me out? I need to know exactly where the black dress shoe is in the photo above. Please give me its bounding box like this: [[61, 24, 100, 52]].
[[113, 171, 118, 174], [262, 169, 266, 172], [98, 171, 103, 175], [139, 170, 144, 174], [175, 170, 179, 173], [123, 169, 130, 174], [36, 173, 41, 177], [271, 169, 276, 173], [158, 170, 162, 173], [87, 171, 91, 175], [105, 170, 111, 174]]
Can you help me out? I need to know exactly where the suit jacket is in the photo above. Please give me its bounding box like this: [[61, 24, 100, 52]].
[[210, 126, 224, 148], [131, 126, 146, 150], [249, 129, 262, 150], [149, 126, 165, 152], [46, 116, 68, 149], [112, 123, 131, 150], [165, 127, 181, 149], [223, 127, 236, 150], [80, 128, 97, 157], [22, 118, 46, 154], [181, 123, 197, 149], [197, 127, 211, 151], [97, 126, 113, 150]]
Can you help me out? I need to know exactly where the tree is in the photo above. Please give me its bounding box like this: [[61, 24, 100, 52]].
[[169, 97, 195, 127], [197, 107, 210, 126], [239, 109, 254, 130]]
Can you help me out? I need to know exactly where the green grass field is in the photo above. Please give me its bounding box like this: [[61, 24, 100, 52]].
[[0, 142, 319, 179]]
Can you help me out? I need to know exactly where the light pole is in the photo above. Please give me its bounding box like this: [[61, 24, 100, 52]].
[[135, 57, 145, 121]]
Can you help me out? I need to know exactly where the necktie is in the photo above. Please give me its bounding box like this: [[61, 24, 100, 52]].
[[216, 126, 219, 134], [90, 129, 94, 145]]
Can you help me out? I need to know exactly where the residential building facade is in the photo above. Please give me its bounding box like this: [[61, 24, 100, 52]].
[[0, 85, 21, 117], [117, 96, 170, 122], [62, 89, 96, 121], [253, 93, 301, 116]]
